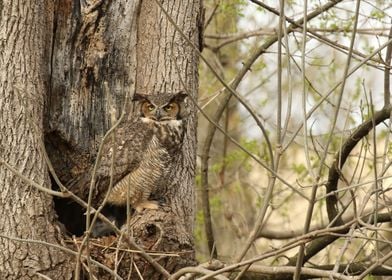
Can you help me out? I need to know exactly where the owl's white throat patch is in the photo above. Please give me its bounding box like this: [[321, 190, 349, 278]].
[[141, 117, 155, 123], [161, 119, 182, 129], [141, 117, 182, 127]]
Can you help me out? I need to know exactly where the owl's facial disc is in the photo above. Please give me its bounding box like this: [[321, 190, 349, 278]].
[[140, 98, 181, 122], [160, 102, 179, 120], [141, 101, 158, 120]]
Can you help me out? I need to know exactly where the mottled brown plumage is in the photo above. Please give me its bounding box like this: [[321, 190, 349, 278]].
[[68, 92, 188, 236]]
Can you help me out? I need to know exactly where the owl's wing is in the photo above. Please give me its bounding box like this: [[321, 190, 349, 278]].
[[66, 119, 155, 206]]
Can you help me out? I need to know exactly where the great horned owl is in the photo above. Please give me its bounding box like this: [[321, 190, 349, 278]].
[[69, 91, 188, 236], [105, 92, 187, 209]]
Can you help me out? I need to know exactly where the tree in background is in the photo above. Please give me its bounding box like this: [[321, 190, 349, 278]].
[[2, 0, 392, 279], [191, 0, 392, 279]]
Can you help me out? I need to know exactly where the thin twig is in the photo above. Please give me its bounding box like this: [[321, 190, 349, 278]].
[[35, 111, 170, 278], [297, 0, 362, 275], [369, 87, 381, 257], [204, 28, 390, 40], [326, 106, 392, 222], [35, 272, 53, 280], [294, 0, 311, 277], [244, 264, 354, 280], [249, 0, 384, 70], [282, 39, 392, 153], [75, 90, 130, 280], [287, 106, 392, 268], [256, 195, 392, 239], [384, 18, 392, 107], [281, 10, 293, 141], [234, 2, 287, 278], [357, 250, 392, 279], [0, 233, 122, 280], [332, 224, 356, 276], [194, 212, 392, 280], [0, 159, 69, 198], [204, 3, 219, 30], [152, 0, 275, 165]]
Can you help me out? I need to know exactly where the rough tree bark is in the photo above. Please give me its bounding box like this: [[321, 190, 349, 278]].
[[46, 0, 202, 279], [1, 0, 202, 279], [0, 1, 74, 279]]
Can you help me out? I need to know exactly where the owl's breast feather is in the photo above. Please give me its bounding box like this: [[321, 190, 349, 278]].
[[160, 119, 182, 127]]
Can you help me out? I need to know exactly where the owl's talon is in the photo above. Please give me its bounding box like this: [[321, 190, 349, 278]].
[[134, 201, 159, 213]]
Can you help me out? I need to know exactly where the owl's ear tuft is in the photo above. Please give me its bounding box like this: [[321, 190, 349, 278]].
[[132, 93, 149, 102], [171, 91, 188, 102]]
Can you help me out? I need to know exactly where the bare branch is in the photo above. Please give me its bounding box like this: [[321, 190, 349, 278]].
[[295, 1, 362, 277], [232, 0, 347, 266], [326, 106, 392, 224], [282, 37, 392, 152], [286, 211, 392, 267], [249, 0, 385, 70], [37, 124, 171, 278], [203, 3, 219, 30], [0, 233, 122, 280], [244, 264, 354, 280], [358, 250, 392, 279], [384, 19, 392, 107], [0, 159, 69, 198]]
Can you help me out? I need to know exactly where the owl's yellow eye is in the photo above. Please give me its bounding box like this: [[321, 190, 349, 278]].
[[164, 103, 174, 111], [148, 104, 155, 111]]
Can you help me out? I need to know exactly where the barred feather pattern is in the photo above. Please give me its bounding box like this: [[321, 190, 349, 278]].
[[106, 119, 184, 207], [107, 136, 168, 205], [67, 93, 188, 225]]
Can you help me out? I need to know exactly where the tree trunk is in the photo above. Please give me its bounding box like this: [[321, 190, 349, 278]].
[[0, 1, 74, 279], [136, 0, 201, 234], [1, 0, 201, 278], [46, 0, 202, 279]]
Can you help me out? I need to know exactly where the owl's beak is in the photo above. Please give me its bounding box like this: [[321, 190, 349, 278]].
[[154, 109, 162, 121]]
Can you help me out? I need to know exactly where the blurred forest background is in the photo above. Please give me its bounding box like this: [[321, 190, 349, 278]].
[[194, 0, 392, 278]]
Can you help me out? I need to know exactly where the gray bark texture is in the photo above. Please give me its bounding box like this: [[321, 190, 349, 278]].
[[0, 1, 74, 279], [48, 0, 201, 279], [1, 0, 202, 279]]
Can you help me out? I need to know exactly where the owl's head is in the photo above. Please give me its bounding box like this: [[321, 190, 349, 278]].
[[133, 91, 188, 122]]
